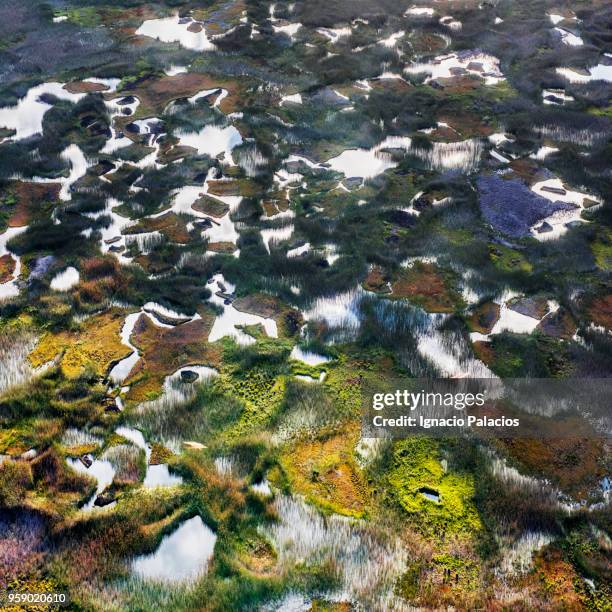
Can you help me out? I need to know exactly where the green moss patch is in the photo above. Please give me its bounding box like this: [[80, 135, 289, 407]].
[[388, 437, 481, 537], [489, 243, 532, 274], [280, 422, 367, 517]]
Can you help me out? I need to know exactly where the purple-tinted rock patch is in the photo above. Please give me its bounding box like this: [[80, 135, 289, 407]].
[[477, 175, 577, 238]]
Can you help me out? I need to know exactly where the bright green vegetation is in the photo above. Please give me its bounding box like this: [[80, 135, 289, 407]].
[[592, 229, 612, 271], [388, 437, 481, 537], [489, 243, 533, 274]]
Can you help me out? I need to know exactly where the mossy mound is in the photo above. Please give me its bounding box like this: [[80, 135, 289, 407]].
[[280, 422, 367, 517], [472, 334, 573, 378], [192, 195, 230, 218], [261, 196, 289, 218], [233, 294, 303, 338], [498, 438, 607, 500], [149, 443, 174, 466], [234, 533, 278, 577], [64, 80, 109, 94], [208, 241, 237, 254], [207, 178, 262, 198], [388, 437, 481, 537], [587, 294, 612, 329], [220, 366, 286, 435], [591, 229, 612, 270], [507, 296, 549, 320], [115, 72, 246, 115], [3, 181, 60, 229], [28, 309, 131, 379], [489, 244, 532, 273], [362, 265, 391, 293], [536, 308, 577, 340], [0, 253, 16, 283]]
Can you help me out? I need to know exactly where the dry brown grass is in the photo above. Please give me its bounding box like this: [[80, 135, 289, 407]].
[[124, 212, 191, 244], [125, 312, 221, 401], [391, 262, 459, 312], [7, 181, 60, 228], [112, 72, 247, 115], [587, 294, 612, 330], [0, 254, 16, 283]]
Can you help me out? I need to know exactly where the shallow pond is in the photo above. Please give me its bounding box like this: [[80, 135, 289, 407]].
[[303, 288, 364, 330], [143, 464, 183, 488], [115, 425, 184, 489], [419, 487, 440, 503], [261, 224, 295, 252], [109, 313, 142, 384], [529, 178, 602, 240], [0, 83, 84, 142], [289, 346, 330, 366], [50, 266, 79, 291], [208, 274, 278, 344], [136, 16, 215, 51], [557, 60, 612, 84], [405, 51, 504, 85], [175, 125, 242, 162], [66, 456, 116, 510], [326, 136, 411, 179], [131, 515, 217, 583]]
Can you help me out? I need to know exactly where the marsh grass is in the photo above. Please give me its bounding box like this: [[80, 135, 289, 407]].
[[496, 531, 554, 576], [0, 509, 48, 588], [357, 294, 428, 348], [476, 450, 565, 541], [1, 4, 610, 610], [261, 494, 409, 610], [133, 379, 243, 451], [125, 232, 165, 255], [101, 444, 144, 484], [408, 139, 485, 173], [61, 428, 104, 450], [0, 328, 39, 396], [534, 124, 610, 148], [271, 380, 341, 442]]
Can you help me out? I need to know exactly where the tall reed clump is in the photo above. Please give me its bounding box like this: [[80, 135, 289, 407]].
[[476, 449, 564, 558], [261, 495, 409, 610], [270, 380, 342, 442], [409, 139, 484, 173], [101, 444, 143, 484], [0, 328, 39, 396], [0, 510, 48, 588], [61, 428, 103, 450], [534, 124, 610, 148], [133, 378, 242, 452]]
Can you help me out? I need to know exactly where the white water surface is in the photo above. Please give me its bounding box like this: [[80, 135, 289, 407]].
[[131, 516, 216, 582]]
